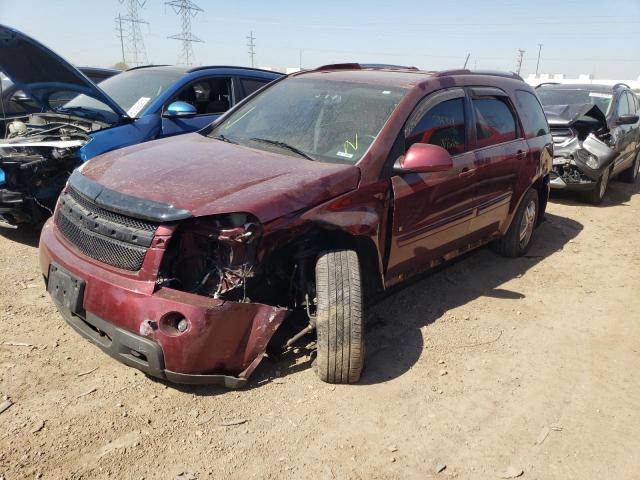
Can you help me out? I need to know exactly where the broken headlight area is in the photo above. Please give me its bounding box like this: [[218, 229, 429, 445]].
[[157, 213, 267, 302], [0, 114, 102, 224], [551, 133, 616, 185]]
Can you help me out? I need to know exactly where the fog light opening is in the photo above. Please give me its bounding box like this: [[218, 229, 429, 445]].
[[160, 312, 189, 336]]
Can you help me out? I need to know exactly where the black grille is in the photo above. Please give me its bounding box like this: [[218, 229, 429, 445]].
[[55, 188, 159, 271], [68, 188, 157, 232]]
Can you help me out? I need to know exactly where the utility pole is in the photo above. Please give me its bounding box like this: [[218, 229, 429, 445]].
[[463, 53, 470, 69], [247, 31, 256, 68], [117, 0, 149, 67], [299, 49, 303, 70], [166, 0, 204, 66], [516, 49, 525, 75], [115, 14, 126, 65], [535, 43, 543, 76]]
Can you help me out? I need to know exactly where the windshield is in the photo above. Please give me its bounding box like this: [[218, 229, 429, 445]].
[[207, 77, 407, 164], [65, 69, 184, 118], [537, 87, 613, 115]]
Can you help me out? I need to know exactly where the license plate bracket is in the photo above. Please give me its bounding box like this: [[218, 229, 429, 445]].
[[47, 263, 85, 314]]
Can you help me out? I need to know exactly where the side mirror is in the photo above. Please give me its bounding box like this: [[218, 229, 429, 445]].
[[163, 101, 197, 119], [616, 114, 639, 126], [394, 143, 453, 174]]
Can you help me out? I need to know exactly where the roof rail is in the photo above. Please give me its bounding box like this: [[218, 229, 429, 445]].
[[186, 65, 284, 75], [535, 82, 561, 88], [613, 82, 631, 90], [315, 63, 419, 72], [125, 64, 171, 71], [434, 69, 523, 81]]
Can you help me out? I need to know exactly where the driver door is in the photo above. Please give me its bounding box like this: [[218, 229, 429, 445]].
[[160, 76, 233, 137], [386, 88, 477, 285]]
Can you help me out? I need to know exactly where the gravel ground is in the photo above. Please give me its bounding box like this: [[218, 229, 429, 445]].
[[1, 180, 639, 480]]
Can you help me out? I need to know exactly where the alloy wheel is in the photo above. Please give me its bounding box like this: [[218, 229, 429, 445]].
[[519, 200, 536, 248]]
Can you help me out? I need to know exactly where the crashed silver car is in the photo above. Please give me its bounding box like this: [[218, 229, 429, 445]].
[[537, 83, 640, 204]]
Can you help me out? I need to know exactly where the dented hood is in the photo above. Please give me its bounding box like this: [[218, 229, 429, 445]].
[[0, 24, 127, 118], [79, 133, 361, 223], [543, 103, 608, 128]]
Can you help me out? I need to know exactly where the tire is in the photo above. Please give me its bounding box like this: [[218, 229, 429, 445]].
[[490, 188, 539, 258], [618, 151, 640, 184], [315, 250, 364, 384], [586, 166, 611, 205]]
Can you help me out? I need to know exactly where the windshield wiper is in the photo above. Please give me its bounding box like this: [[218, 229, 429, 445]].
[[214, 134, 238, 144], [250, 137, 315, 161]]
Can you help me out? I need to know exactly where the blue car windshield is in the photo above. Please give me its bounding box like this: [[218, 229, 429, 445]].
[[207, 77, 407, 164], [65, 69, 184, 118]]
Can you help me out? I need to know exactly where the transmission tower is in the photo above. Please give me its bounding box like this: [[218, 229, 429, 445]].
[[247, 31, 256, 67], [116, 0, 149, 67], [516, 49, 525, 75], [166, 0, 204, 66]]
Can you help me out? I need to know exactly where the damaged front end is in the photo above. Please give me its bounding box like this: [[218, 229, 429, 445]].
[[546, 104, 616, 190], [0, 114, 106, 227]]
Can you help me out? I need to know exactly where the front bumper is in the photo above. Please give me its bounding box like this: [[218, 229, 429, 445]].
[[0, 188, 30, 227], [57, 305, 247, 388], [39, 218, 288, 387]]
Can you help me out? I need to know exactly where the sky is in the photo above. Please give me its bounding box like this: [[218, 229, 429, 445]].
[[2, 0, 639, 79]]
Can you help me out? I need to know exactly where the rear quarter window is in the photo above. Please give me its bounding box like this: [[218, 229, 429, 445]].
[[515, 90, 550, 138]]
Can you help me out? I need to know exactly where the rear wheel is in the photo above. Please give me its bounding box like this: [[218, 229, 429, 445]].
[[490, 188, 539, 258], [587, 166, 611, 205], [315, 250, 364, 384], [618, 151, 640, 183]]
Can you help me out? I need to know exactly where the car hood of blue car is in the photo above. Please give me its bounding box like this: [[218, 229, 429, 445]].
[[0, 24, 128, 120]]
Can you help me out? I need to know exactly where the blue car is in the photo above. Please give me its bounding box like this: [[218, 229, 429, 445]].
[[0, 24, 282, 227]]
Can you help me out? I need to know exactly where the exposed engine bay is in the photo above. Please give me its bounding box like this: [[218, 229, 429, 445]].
[[0, 113, 106, 225], [546, 104, 616, 186]]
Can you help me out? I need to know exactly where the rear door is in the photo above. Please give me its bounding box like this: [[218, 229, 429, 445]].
[[467, 87, 527, 238], [160, 76, 234, 137], [386, 88, 477, 284], [612, 91, 638, 174]]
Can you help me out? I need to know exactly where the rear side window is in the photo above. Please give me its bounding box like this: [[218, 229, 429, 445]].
[[515, 90, 549, 138], [241, 78, 270, 96], [473, 97, 517, 148], [406, 98, 466, 155]]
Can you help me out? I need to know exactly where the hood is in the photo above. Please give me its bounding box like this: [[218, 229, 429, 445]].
[[543, 103, 608, 128], [0, 24, 127, 118], [79, 133, 361, 223]]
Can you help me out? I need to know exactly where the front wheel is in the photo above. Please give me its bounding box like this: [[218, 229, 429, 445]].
[[619, 151, 640, 184], [315, 250, 364, 384], [587, 166, 611, 205], [490, 188, 539, 258]]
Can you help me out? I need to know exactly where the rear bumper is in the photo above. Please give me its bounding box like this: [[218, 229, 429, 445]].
[[39, 217, 288, 387]]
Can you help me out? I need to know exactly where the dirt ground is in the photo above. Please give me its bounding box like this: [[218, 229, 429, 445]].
[[1, 180, 639, 480]]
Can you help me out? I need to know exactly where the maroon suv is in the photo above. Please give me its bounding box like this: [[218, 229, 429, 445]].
[[39, 64, 552, 387]]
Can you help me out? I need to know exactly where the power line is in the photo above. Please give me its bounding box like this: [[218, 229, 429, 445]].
[[247, 31, 256, 68], [516, 49, 525, 75], [117, 0, 149, 67], [166, 0, 204, 66]]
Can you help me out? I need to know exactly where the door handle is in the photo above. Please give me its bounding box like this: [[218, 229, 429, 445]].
[[516, 150, 527, 160], [459, 168, 476, 178]]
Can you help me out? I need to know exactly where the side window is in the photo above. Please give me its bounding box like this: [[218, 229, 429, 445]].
[[241, 78, 270, 97], [406, 98, 466, 155], [515, 90, 549, 138], [173, 77, 232, 115], [616, 92, 630, 117], [473, 97, 517, 148], [625, 92, 637, 114]]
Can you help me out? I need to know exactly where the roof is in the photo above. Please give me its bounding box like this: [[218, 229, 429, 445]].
[[292, 64, 523, 89], [125, 65, 282, 77], [536, 83, 617, 93]]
